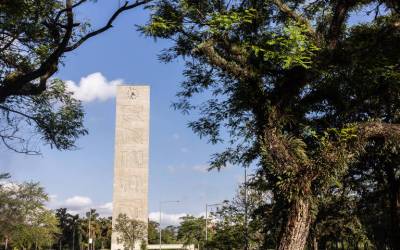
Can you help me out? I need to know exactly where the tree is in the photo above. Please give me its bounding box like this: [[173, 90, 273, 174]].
[[12, 209, 60, 250], [177, 215, 205, 249], [60, 209, 112, 250], [0, 175, 59, 249], [83, 208, 101, 250], [206, 186, 266, 250], [56, 208, 70, 249], [147, 220, 177, 244], [98, 217, 113, 249], [347, 140, 400, 249], [0, 0, 151, 153], [114, 213, 147, 250], [162, 225, 178, 244], [309, 184, 370, 250], [312, 16, 400, 249], [55, 208, 81, 250], [147, 220, 159, 244], [141, 1, 400, 249]]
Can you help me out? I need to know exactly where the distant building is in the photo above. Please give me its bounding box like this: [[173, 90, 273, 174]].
[[147, 244, 195, 250]]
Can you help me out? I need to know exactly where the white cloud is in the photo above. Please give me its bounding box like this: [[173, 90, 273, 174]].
[[47, 196, 205, 223], [64, 195, 92, 210], [66, 72, 123, 102], [47, 195, 113, 217], [99, 202, 113, 210], [192, 164, 209, 173], [172, 133, 180, 140], [96, 202, 113, 217], [167, 164, 211, 174], [48, 194, 58, 202], [149, 212, 189, 226]]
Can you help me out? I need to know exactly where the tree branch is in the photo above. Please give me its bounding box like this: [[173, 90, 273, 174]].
[[0, 105, 37, 121], [0, 105, 41, 154], [272, 0, 315, 35], [357, 122, 400, 145], [385, 0, 400, 15], [327, 0, 357, 49], [0, 135, 39, 155], [0, 35, 18, 54], [0, 0, 74, 103], [194, 40, 257, 81], [55, 0, 88, 22], [64, 0, 151, 52]]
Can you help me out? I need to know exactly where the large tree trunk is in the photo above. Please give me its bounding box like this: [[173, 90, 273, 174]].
[[312, 235, 318, 250], [277, 197, 312, 250]]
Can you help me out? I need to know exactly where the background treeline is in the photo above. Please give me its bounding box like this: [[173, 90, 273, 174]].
[[0, 174, 113, 250], [149, 181, 400, 250], [2, 171, 399, 250]]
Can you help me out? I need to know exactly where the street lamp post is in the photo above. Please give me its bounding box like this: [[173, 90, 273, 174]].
[[72, 222, 75, 250], [244, 166, 248, 250], [159, 200, 180, 250], [205, 203, 222, 249], [88, 209, 91, 250]]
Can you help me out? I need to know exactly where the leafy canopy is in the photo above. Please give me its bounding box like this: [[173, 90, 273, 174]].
[[0, 0, 150, 153]]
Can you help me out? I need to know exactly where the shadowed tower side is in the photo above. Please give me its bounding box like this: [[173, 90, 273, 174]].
[[111, 85, 150, 250]]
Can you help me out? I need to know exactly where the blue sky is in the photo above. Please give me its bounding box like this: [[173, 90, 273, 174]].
[[0, 0, 246, 225]]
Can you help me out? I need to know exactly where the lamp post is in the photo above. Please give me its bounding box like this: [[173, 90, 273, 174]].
[[244, 166, 249, 250], [72, 221, 75, 250], [159, 200, 180, 250], [205, 203, 222, 248], [88, 209, 91, 250], [72, 227, 75, 250]]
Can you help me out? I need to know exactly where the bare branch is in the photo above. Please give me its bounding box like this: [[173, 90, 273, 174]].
[[1, 135, 39, 155], [64, 0, 151, 52], [55, 0, 88, 22], [0, 35, 18, 54], [0, 105, 37, 121]]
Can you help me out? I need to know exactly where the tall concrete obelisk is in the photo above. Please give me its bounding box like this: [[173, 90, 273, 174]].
[[111, 85, 150, 250]]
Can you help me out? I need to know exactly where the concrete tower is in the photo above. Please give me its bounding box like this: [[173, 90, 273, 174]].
[[111, 85, 150, 250]]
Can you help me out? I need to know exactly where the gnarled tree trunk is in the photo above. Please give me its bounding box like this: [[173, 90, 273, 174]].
[[277, 197, 312, 250], [312, 235, 318, 250]]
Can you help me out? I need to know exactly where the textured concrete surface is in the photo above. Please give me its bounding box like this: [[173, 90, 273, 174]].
[[111, 85, 150, 250]]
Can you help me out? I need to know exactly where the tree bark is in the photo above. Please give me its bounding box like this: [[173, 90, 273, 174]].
[[312, 235, 318, 250], [277, 197, 312, 250]]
